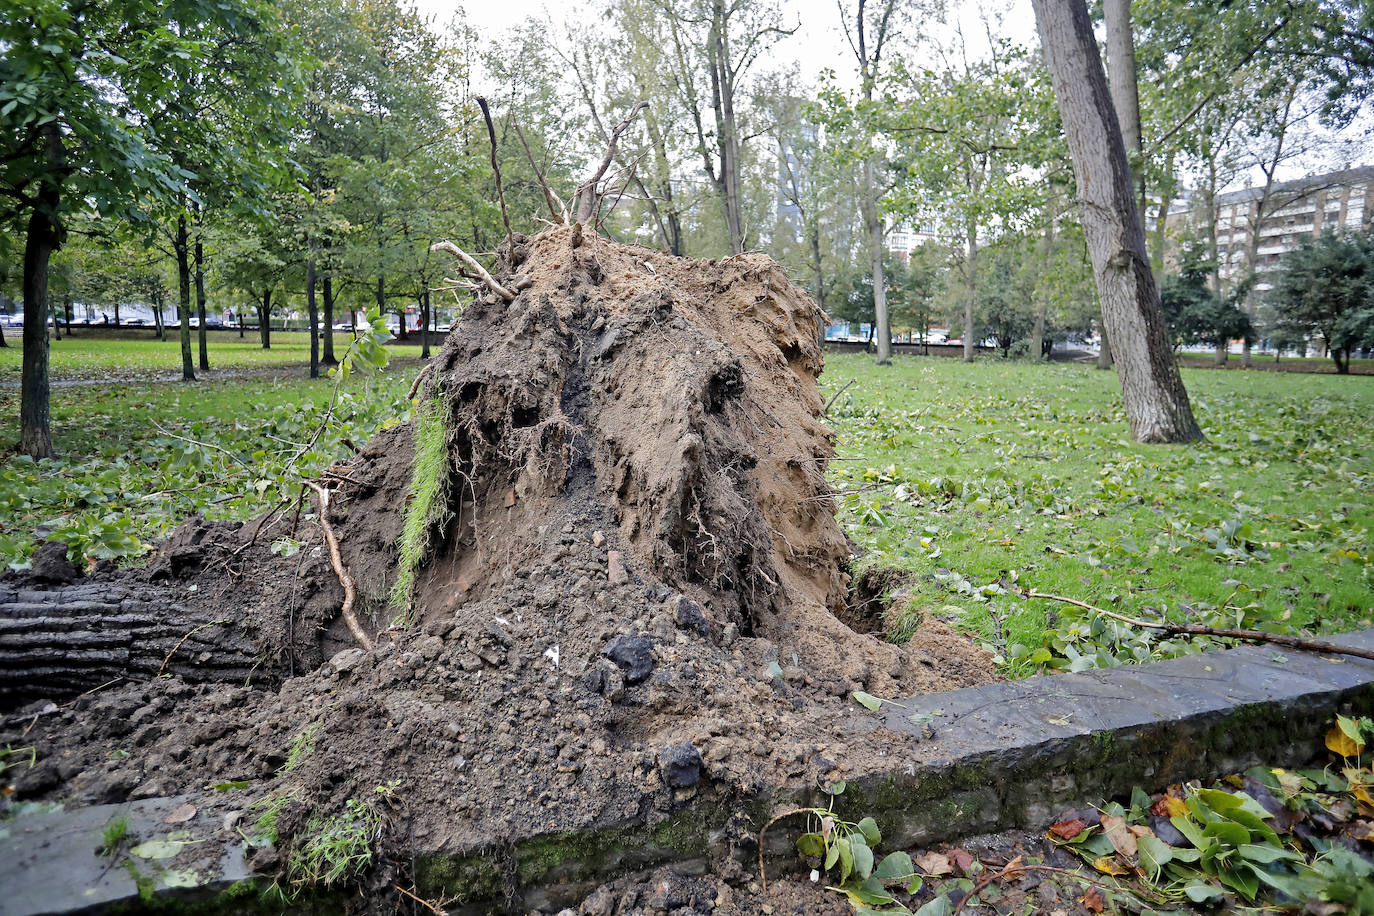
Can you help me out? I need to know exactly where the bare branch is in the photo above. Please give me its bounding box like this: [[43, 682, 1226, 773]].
[[474, 96, 515, 258], [430, 241, 515, 301], [512, 121, 566, 223], [574, 101, 649, 224]]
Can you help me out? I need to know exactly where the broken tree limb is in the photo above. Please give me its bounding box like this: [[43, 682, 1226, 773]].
[[407, 363, 434, 400], [574, 100, 648, 224], [430, 241, 515, 302], [305, 481, 374, 653], [474, 96, 515, 259], [1025, 590, 1374, 662], [0, 582, 265, 707], [512, 121, 566, 224]]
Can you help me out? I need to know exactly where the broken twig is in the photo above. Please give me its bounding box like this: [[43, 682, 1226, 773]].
[[822, 379, 856, 415], [407, 362, 434, 400], [430, 241, 514, 302], [474, 96, 515, 259], [1026, 591, 1374, 662], [512, 121, 566, 224], [306, 481, 374, 652], [574, 100, 648, 223]]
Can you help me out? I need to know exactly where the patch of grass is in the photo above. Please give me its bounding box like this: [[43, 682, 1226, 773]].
[[390, 395, 452, 615], [100, 814, 131, 855], [822, 355, 1373, 676], [0, 366, 415, 568], [249, 793, 295, 847], [0, 331, 423, 380], [290, 783, 398, 888], [281, 724, 320, 774]]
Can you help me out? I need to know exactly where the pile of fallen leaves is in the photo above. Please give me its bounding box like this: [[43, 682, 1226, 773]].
[[787, 715, 1374, 916], [1045, 714, 1374, 914]]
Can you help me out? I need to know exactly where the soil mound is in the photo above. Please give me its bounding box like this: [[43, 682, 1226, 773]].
[[1, 226, 995, 911]]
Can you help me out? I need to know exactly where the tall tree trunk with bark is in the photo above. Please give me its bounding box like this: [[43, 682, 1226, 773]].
[[307, 247, 319, 380], [174, 213, 196, 382], [963, 211, 979, 362], [258, 288, 272, 350], [420, 288, 431, 359], [1103, 0, 1146, 226], [1032, 200, 1057, 360], [194, 221, 209, 372], [20, 193, 57, 459], [861, 160, 891, 365], [153, 287, 166, 342], [322, 274, 337, 365], [1031, 0, 1203, 443]]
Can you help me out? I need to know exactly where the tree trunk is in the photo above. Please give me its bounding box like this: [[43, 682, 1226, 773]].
[[963, 224, 978, 363], [1031, 0, 1203, 443], [1032, 205, 1056, 360], [174, 213, 196, 382], [1215, 338, 1228, 366], [153, 287, 166, 342], [0, 581, 268, 708], [20, 199, 57, 459], [1103, 0, 1146, 228], [421, 288, 431, 360], [322, 274, 337, 365], [307, 248, 319, 379], [861, 160, 891, 366], [238, 307, 244, 339], [259, 288, 272, 350], [1097, 326, 1114, 369], [194, 225, 209, 372]]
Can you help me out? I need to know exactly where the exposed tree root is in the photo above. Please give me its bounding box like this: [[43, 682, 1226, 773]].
[[430, 241, 514, 301], [306, 481, 373, 652]]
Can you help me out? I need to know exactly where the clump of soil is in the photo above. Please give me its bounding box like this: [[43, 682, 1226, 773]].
[[1, 226, 995, 910]]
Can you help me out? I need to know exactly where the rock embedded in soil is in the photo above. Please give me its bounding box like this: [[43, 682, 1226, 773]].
[[603, 634, 655, 684]]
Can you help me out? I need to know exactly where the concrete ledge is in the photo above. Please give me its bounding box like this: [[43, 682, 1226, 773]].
[[5, 630, 1373, 914]]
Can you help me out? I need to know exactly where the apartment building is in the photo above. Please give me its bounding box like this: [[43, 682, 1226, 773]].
[[1166, 165, 1374, 290]]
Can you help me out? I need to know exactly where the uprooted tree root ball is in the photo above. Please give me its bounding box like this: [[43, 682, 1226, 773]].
[[0, 226, 996, 912]]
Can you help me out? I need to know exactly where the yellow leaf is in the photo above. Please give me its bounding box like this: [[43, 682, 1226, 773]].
[[1327, 727, 1363, 758], [1093, 856, 1128, 876]]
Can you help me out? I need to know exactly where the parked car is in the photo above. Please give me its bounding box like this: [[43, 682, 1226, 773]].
[[1, 313, 23, 327]]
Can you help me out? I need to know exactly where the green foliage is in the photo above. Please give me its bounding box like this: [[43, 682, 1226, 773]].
[[1269, 231, 1374, 374], [1160, 238, 1252, 352], [824, 356, 1373, 678], [783, 783, 923, 914], [1052, 716, 1374, 910], [249, 792, 294, 847], [289, 782, 399, 888], [0, 346, 416, 569], [281, 724, 320, 774], [390, 394, 452, 614], [100, 815, 132, 856]]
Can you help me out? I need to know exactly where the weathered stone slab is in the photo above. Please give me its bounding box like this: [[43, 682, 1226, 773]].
[[5, 630, 1373, 914], [0, 796, 253, 916]]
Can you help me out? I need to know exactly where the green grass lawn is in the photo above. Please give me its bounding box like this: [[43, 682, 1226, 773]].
[[821, 354, 1373, 676], [0, 360, 415, 566], [0, 338, 1368, 680], [0, 330, 425, 379]]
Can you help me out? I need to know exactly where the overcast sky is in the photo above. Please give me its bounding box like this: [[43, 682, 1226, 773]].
[[407, 0, 1368, 186], [411, 0, 1040, 91]]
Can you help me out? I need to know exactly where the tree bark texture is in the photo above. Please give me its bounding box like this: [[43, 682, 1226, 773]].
[[175, 214, 196, 382], [307, 248, 319, 379], [258, 288, 272, 350], [322, 274, 337, 365], [1103, 0, 1146, 228], [19, 124, 61, 459], [194, 226, 209, 372], [421, 287, 431, 359], [0, 582, 264, 708], [963, 223, 979, 363], [862, 159, 891, 365], [20, 216, 55, 458], [1031, 0, 1203, 443]]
